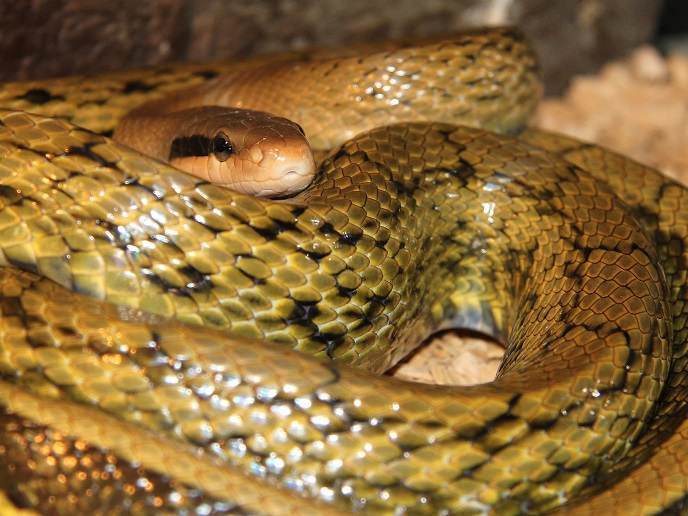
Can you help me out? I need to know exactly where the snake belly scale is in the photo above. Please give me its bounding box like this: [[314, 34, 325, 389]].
[[0, 26, 686, 515]]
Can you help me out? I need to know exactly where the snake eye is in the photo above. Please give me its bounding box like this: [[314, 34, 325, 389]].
[[213, 132, 233, 162]]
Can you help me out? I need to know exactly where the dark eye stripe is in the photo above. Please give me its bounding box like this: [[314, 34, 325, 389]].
[[169, 135, 213, 160]]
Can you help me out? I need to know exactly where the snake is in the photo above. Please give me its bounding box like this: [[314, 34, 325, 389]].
[[0, 26, 686, 515]]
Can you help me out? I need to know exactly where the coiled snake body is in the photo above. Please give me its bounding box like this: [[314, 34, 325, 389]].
[[0, 27, 686, 515]]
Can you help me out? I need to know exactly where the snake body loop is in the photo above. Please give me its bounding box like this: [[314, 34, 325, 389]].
[[0, 27, 687, 515]]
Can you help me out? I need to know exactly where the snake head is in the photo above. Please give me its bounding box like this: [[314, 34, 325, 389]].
[[115, 106, 317, 198]]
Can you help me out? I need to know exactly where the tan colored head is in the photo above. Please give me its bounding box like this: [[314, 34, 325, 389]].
[[114, 107, 316, 198]]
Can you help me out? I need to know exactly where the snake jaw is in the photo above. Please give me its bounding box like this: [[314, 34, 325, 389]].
[[265, 156, 316, 196], [230, 133, 316, 197]]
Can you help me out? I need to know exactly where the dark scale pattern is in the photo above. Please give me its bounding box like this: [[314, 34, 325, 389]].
[[0, 26, 686, 515], [518, 129, 688, 514], [16, 88, 65, 105], [0, 62, 248, 136]]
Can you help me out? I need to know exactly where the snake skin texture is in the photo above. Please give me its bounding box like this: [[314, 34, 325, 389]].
[[0, 27, 686, 515]]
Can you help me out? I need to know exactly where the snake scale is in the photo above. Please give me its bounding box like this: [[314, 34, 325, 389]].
[[0, 26, 686, 515]]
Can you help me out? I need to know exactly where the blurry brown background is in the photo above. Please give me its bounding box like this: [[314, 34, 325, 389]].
[[0, 0, 666, 95]]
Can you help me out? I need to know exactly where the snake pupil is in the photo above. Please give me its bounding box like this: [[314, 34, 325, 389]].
[[213, 132, 233, 161]]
